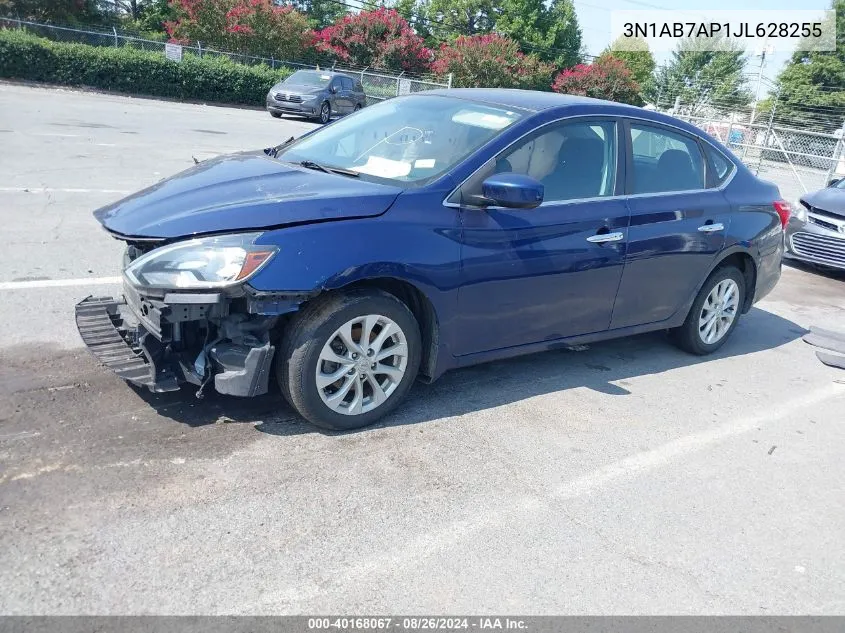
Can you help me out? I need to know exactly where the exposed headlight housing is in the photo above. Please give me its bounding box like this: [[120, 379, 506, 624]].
[[300, 94, 317, 101], [792, 199, 809, 223], [124, 232, 277, 290]]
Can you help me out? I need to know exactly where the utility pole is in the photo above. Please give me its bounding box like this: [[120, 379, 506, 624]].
[[749, 44, 773, 125], [756, 85, 780, 176]]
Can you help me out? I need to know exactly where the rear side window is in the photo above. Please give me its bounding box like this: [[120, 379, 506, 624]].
[[704, 145, 735, 187], [629, 123, 705, 194]]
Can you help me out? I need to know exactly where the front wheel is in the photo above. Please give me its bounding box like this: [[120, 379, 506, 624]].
[[270, 111, 282, 119], [670, 265, 745, 355], [318, 101, 331, 124], [277, 290, 421, 430]]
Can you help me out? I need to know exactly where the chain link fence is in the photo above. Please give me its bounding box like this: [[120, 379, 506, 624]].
[[0, 17, 450, 104], [671, 107, 845, 203]]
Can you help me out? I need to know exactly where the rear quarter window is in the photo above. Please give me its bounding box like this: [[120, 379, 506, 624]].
[[704, 145, 736, 187]]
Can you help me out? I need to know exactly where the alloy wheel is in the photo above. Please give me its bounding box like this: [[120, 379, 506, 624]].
[[698, 278, 739, 344], [315, 314, 408, 416]]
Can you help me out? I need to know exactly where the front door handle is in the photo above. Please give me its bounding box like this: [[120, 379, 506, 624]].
[[697, 222, 725, 232], [586, 231, 625, 243]]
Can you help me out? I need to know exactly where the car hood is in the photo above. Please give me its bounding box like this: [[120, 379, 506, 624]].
[[94, 152, 402, 239], [802, 187, 845, 218]]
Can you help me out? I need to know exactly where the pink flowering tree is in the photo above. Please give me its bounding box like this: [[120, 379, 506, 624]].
[[552, 55, 641, 105], [432, 34, 555, 90], [165, 0, 313, 60], [314, 8, 433, 74]]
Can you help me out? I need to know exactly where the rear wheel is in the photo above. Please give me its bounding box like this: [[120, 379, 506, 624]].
[[270, 111, 282, 119], [277, 290, 421, 430], [671, 266, 745, 355]]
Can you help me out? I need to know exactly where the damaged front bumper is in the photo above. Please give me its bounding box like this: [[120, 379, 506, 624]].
[[75, 285, 281, 398]]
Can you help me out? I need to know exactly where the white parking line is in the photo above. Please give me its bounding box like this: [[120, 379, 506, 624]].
[[0, 277, 122, 290], [0, 187, 130, 194], [555, 381, 845, 499]]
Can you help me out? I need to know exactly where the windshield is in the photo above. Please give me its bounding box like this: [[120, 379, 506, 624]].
[[276, 95, 524, 185], [283, 70, 332, 87]]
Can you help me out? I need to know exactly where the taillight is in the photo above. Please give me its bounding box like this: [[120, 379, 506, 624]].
[[773, 200, 791, 230]]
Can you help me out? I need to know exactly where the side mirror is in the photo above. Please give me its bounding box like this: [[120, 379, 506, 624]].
[[828, 177, 841, 187], [480, 173, 544, 209], [330, 85, 338, 94]]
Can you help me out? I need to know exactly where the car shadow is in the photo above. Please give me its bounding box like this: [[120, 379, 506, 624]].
[[137, 306, 807, 436]]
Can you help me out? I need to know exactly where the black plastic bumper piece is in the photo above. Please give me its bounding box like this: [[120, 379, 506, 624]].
[[210, 341, 275, 397], [75, 296, 180, 392]]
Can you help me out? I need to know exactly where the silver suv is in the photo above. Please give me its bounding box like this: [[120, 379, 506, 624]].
[[266, 70, 366, 124]]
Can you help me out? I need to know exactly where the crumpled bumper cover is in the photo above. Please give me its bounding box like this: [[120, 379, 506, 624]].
[[75, 295, 181, 392]]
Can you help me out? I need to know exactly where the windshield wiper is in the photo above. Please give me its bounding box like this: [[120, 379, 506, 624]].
[[297, 160, 359, 178], [264, 136, 295, 157]]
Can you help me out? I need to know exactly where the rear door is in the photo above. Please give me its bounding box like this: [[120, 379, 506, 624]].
[[610, 120, 733, 329]]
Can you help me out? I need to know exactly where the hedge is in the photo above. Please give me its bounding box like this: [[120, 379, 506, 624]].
[[0, 29, 293, 106]]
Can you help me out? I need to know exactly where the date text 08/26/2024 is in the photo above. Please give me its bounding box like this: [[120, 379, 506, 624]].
[[307, 618, 527, 630]]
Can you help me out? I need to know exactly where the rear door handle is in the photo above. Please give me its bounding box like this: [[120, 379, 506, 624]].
[[586, 232, 625, 243], [697, 223, 725, 232]]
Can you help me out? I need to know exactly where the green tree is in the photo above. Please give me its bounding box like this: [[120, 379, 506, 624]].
[[0, 0, 103, 23], [645, 38, 751, 115], [770, 0, 845, 131], [419, 0, 497, 39], [293, 0, 347, 29], [389, 0, 435, 43], [133, 0, 178, 34], [598, 35, 654, 91], [495, 0, 581, 67]]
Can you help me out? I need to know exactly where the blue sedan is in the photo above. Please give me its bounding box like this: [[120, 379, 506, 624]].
[[78, 89, 789, 430]]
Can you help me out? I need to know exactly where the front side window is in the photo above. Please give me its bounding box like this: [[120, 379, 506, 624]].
[[276, 95, 524, 186], [340, 77, 354, 91], [454, 120, 617, 204], [629, 123, 705, 194]]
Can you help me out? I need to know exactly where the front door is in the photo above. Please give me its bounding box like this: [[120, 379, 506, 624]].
[[610, 121, 731, 329], [335, 77, 354, 114], [453, 118, 630, 356]]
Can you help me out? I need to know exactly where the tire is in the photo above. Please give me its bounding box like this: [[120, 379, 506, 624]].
[[270, 111, 282, 119], [277, 289, 421, 431], [318, 101, 331, 124], [670, 265, 746, 355], [354, 103, 362, 112]]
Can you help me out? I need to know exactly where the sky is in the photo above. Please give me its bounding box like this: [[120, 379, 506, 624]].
[[574, 0, 832, 83]]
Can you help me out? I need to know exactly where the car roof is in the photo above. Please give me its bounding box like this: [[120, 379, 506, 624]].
[[293, 69, 353, 80], [424, 88, 612, 112], [422, 88, 722, 144]]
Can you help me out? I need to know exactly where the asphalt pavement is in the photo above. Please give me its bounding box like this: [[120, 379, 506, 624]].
[[1, 83, 844, 615]]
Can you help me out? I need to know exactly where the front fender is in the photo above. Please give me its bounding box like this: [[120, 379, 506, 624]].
[[247, 203, 462, 348]]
